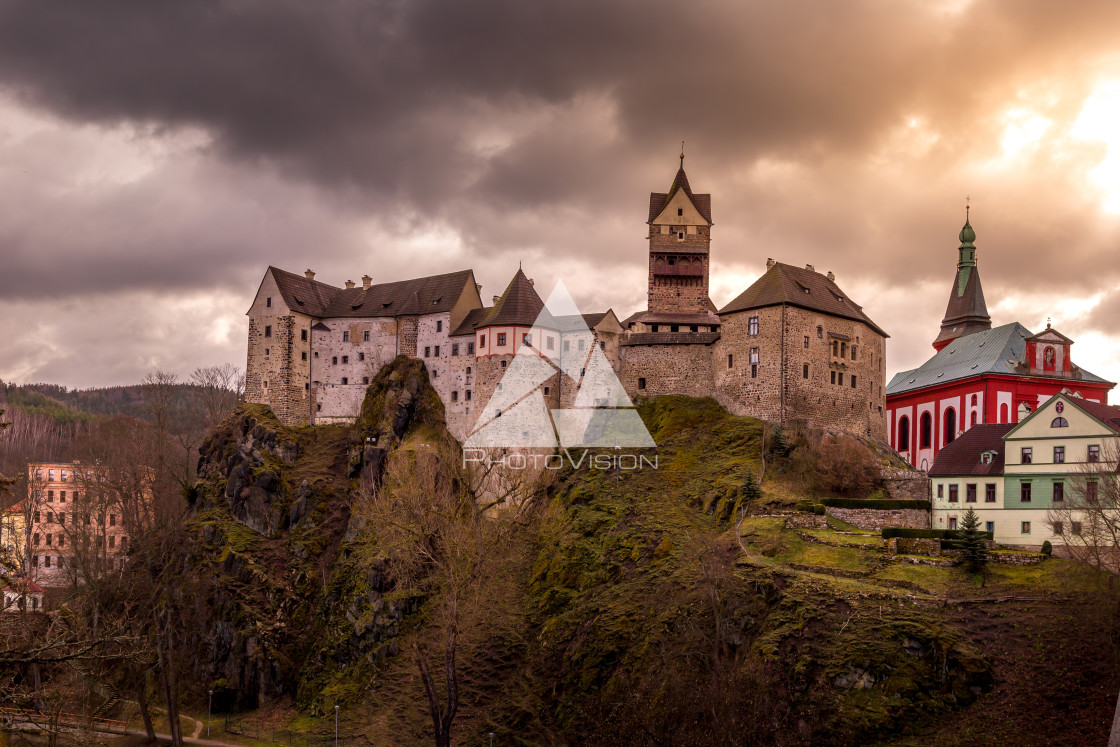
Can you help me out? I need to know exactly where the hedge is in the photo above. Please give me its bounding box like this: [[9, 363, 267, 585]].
[[881, 528, 994, 541], [821, 498, 931, 510]]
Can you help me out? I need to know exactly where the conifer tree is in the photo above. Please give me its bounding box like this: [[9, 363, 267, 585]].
[[769, 426, 790, 458], [959, 507, 988, 575]]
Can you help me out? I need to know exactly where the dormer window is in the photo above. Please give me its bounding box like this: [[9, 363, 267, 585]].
[[677, 208, 683, 216], [1051, 417, 1069, 428], [980, 451, 994, 464]]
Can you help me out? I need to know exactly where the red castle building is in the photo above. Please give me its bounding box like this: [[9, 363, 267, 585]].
[[885, 211, 1114, 470]]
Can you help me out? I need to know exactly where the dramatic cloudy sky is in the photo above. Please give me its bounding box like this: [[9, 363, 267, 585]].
[[1, 0, 1119, 392]]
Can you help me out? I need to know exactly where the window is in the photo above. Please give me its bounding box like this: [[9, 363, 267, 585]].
[[302, 352, 307, 361], [341, 355, 349, 364], [638, 377, 646, 390], [58, 511, 64, 524], [985, 521, 994, 534], [359, 352, 365, 361], [301, 329, 308, 341], [33, 533, 40, 546], [34, 511, 40, 523], [449, 343, 458, 356], [465, 390, 472, 401], [578, 339, 585, 351], [1053, 481, 1065, 502], [937, 483, 944, 498], [985, 484, 996, 503], [851, 346, 857, 361], [362, 377, 369, 385], [265, 325, 272, 337], [266, 297, 272, 307], [1021, 521, 1031, 535], [728, 354, 734, 369], [343, 331, 350, 342], [1089, 445, 1100, 462], [898, 416, 910, 451], [332, 356, 338, 365], [547, 337, 555, 350], [949, 485, 959, 502], [479, 336, 486, 349], [751, 365, 758, 379], [523, 333, 532, 345], [803, 364, 809, 379], [1021, 447, 1032, 464], [981, 452, 992, 464], [944, 408, 957, 444], [497, 333, 506, 346], [600, 341, 605, 350], [47, 490, 53, 502], [109, 536, 116, 548], [749, 347, 759, 364], [579, 367, 585, 377], [837, 373, 843, 386], [58, 535, 64, 547], [671, 325, 679, 332], [501, 361, 508, 369], [341, 377, 349, 385], [840, 342, 847, 358], [804, 335, 810, 349], [466, 366, 472, 375], [265, 348, 270, 357], [451, 391, 458, 402], [748, 316, 759, 336], [563, 340, 570, 352], [436, 320, 443, 332], [467, 342, 475, 354], [831, 371, 836, 385], [44, 555, 51, 568], [817, 326, 823, 338], [1072, 521, 1082, 535], [678, 208, 683, 216], [651, 325, 659, 332], [1054, 446, 1065, 464], [544, 386, 550, 396], [1087, 481, 1099, 503], [364, 330, 370, 342], [424, 346, 431, 357], [1021, 482, 1032, 502], [966, 484, 977, 503], [1051, 417, 1068, 428], [948, 517, 958, 530], [851, 375, 857, 389], [434, 345, 440, 356]]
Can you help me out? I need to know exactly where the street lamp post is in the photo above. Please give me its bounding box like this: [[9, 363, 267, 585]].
[[334, 705, 339, 747], [489, 732, 495, 747], [207, 690, 213, 738]]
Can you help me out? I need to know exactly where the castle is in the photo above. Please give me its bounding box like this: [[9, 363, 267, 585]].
[[245, 156, 889, 441]]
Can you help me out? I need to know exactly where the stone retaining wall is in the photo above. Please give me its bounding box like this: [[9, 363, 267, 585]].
[[881, 467, 929, 501], [825, 506, 929, 531], [784, 514, 828, 529]]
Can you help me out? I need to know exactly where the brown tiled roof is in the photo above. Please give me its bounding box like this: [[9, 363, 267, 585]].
[[934, 264, 991, 347], [717, 262, 888, 337], [620, 332, 720, 347], [647, 166, 713, 224], [929, 423, 1015, 476], [475, 268, 554, 329], [450, 307, 491, 337], [1070, 398, 1120, 433], [269, 267, 343, 316], [320, 270, 476, 319]]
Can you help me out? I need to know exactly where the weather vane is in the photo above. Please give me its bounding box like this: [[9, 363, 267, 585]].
[[965, 194, 970, 218], [680, 140, 685, 164]]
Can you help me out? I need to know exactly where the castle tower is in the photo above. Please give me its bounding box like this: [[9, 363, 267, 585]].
[[932, 207, 992, 351], [646, 151, 713, 314]]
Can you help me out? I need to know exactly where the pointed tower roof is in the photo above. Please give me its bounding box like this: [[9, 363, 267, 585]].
[[648, 151, 712, 224], [477, 268, 555, 329], [933, 207, 992, 351]]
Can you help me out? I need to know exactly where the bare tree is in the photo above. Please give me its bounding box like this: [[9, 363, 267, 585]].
[[360, 436, 520, 747], [1048, 439, 1120, 576], [190, 364, 243, 429]]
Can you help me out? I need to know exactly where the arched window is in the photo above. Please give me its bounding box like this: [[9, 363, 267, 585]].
[[944, 408, 957, 444], [970, 411, 978, 428], [999, 403, 1009, 423], [971, 394, 978, 406], [920, 412, 932, 449], [1051, 417, 1068, 428], [898, 416, 910, 451]]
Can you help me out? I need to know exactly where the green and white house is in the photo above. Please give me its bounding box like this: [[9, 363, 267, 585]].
[[929, 392, 1120, 548]]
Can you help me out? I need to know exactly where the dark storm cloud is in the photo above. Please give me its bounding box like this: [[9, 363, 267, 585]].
[[1, 0, 1119, 386]]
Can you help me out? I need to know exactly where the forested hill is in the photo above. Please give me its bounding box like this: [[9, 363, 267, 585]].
[[1, 380, 188, 423]]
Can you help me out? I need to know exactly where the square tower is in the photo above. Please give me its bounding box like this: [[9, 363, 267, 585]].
[[646, 156, 712, 314]]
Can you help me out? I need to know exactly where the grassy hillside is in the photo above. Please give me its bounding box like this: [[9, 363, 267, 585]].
[[165, 388, 1118, 746]]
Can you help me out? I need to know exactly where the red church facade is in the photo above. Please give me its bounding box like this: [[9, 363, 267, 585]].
[[886, 213, 1113, 470]]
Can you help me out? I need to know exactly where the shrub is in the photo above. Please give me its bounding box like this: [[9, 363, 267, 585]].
[[1041, 540, 1053, 557], [796, 499, 815, 513], [822, 498, 930, 510], [815, 433, 881, 496], [811, 504, 826, 515], [768, 426, 790, 458], [881, 527, 994, 541]]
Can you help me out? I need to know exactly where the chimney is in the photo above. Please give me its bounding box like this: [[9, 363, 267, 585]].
[[345, 280, 355, 289], [362, 274, 372, 290], [305, 269, 316, 280], [826, 271, 835, 282], [805, 263, 815, 273], [766, 258, 775, 269]]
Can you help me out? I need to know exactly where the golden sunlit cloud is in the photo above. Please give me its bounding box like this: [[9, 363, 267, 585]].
[[1071, 79, 1120, 213], [1000, 108, 1051, 156]]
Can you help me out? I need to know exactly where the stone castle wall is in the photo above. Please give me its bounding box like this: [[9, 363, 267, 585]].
[[648, 224, 710, 314], [824, 506, 929, 531], [619, 343, 715, 399]]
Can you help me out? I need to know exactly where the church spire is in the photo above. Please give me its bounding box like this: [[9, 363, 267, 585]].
[[932, 202, 992, 351]]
